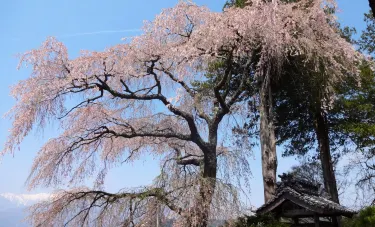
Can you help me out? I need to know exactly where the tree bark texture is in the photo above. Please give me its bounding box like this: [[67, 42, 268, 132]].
[[314, 109, 339, 203], [187, 145, 217, 227], [259, 79, 278, 202], [314, 104, 340, 227], [197, 151, 217, 227]]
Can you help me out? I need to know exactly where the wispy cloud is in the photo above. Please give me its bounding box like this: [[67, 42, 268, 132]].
[[58, 29, 142, 38]]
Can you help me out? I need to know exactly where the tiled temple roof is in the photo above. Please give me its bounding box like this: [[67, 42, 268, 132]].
[[256, 174, 356, 217]]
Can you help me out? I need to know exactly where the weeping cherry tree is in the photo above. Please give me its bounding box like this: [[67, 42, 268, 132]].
[[3, 0, 360, 226]]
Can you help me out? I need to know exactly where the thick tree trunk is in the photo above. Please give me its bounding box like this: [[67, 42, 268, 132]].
[[259, 79, 278, 202], [314, 106, 340, 227], [199, 151, 217, 227]]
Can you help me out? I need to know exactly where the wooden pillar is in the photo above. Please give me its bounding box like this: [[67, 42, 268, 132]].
[[314, 214, 320, 227], [332, 216, 341, 227]]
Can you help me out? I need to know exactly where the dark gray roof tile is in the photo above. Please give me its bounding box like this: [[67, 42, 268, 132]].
[[256, 186, 356, 217]]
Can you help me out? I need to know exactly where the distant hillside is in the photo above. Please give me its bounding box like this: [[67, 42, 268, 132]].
[[0, 197, 28, 227], [0, 208, 28, 227]]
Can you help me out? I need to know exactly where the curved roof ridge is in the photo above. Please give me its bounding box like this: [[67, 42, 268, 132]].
[[256, 186, 356, 217]]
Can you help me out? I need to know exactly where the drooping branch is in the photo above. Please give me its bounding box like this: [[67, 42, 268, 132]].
[[58, 89, 104, 119], [29, 187, 186, 227]]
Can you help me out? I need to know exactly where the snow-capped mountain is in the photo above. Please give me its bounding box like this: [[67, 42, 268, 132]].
[[0, 193, 50, 207], [0, 193, 50, 227]]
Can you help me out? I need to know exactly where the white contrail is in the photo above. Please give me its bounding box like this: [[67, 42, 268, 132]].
[[59, 29, 142, 38]]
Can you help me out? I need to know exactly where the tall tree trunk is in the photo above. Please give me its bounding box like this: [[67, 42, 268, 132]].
[[314, 104, 340, 227], [314, 108, 339, 203], [369, 0, 375, 18], [259, 78, 278, 202], [189, 150, 217, 227]]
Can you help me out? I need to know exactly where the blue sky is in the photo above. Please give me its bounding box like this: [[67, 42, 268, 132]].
[[0, 0, 370, 208]]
